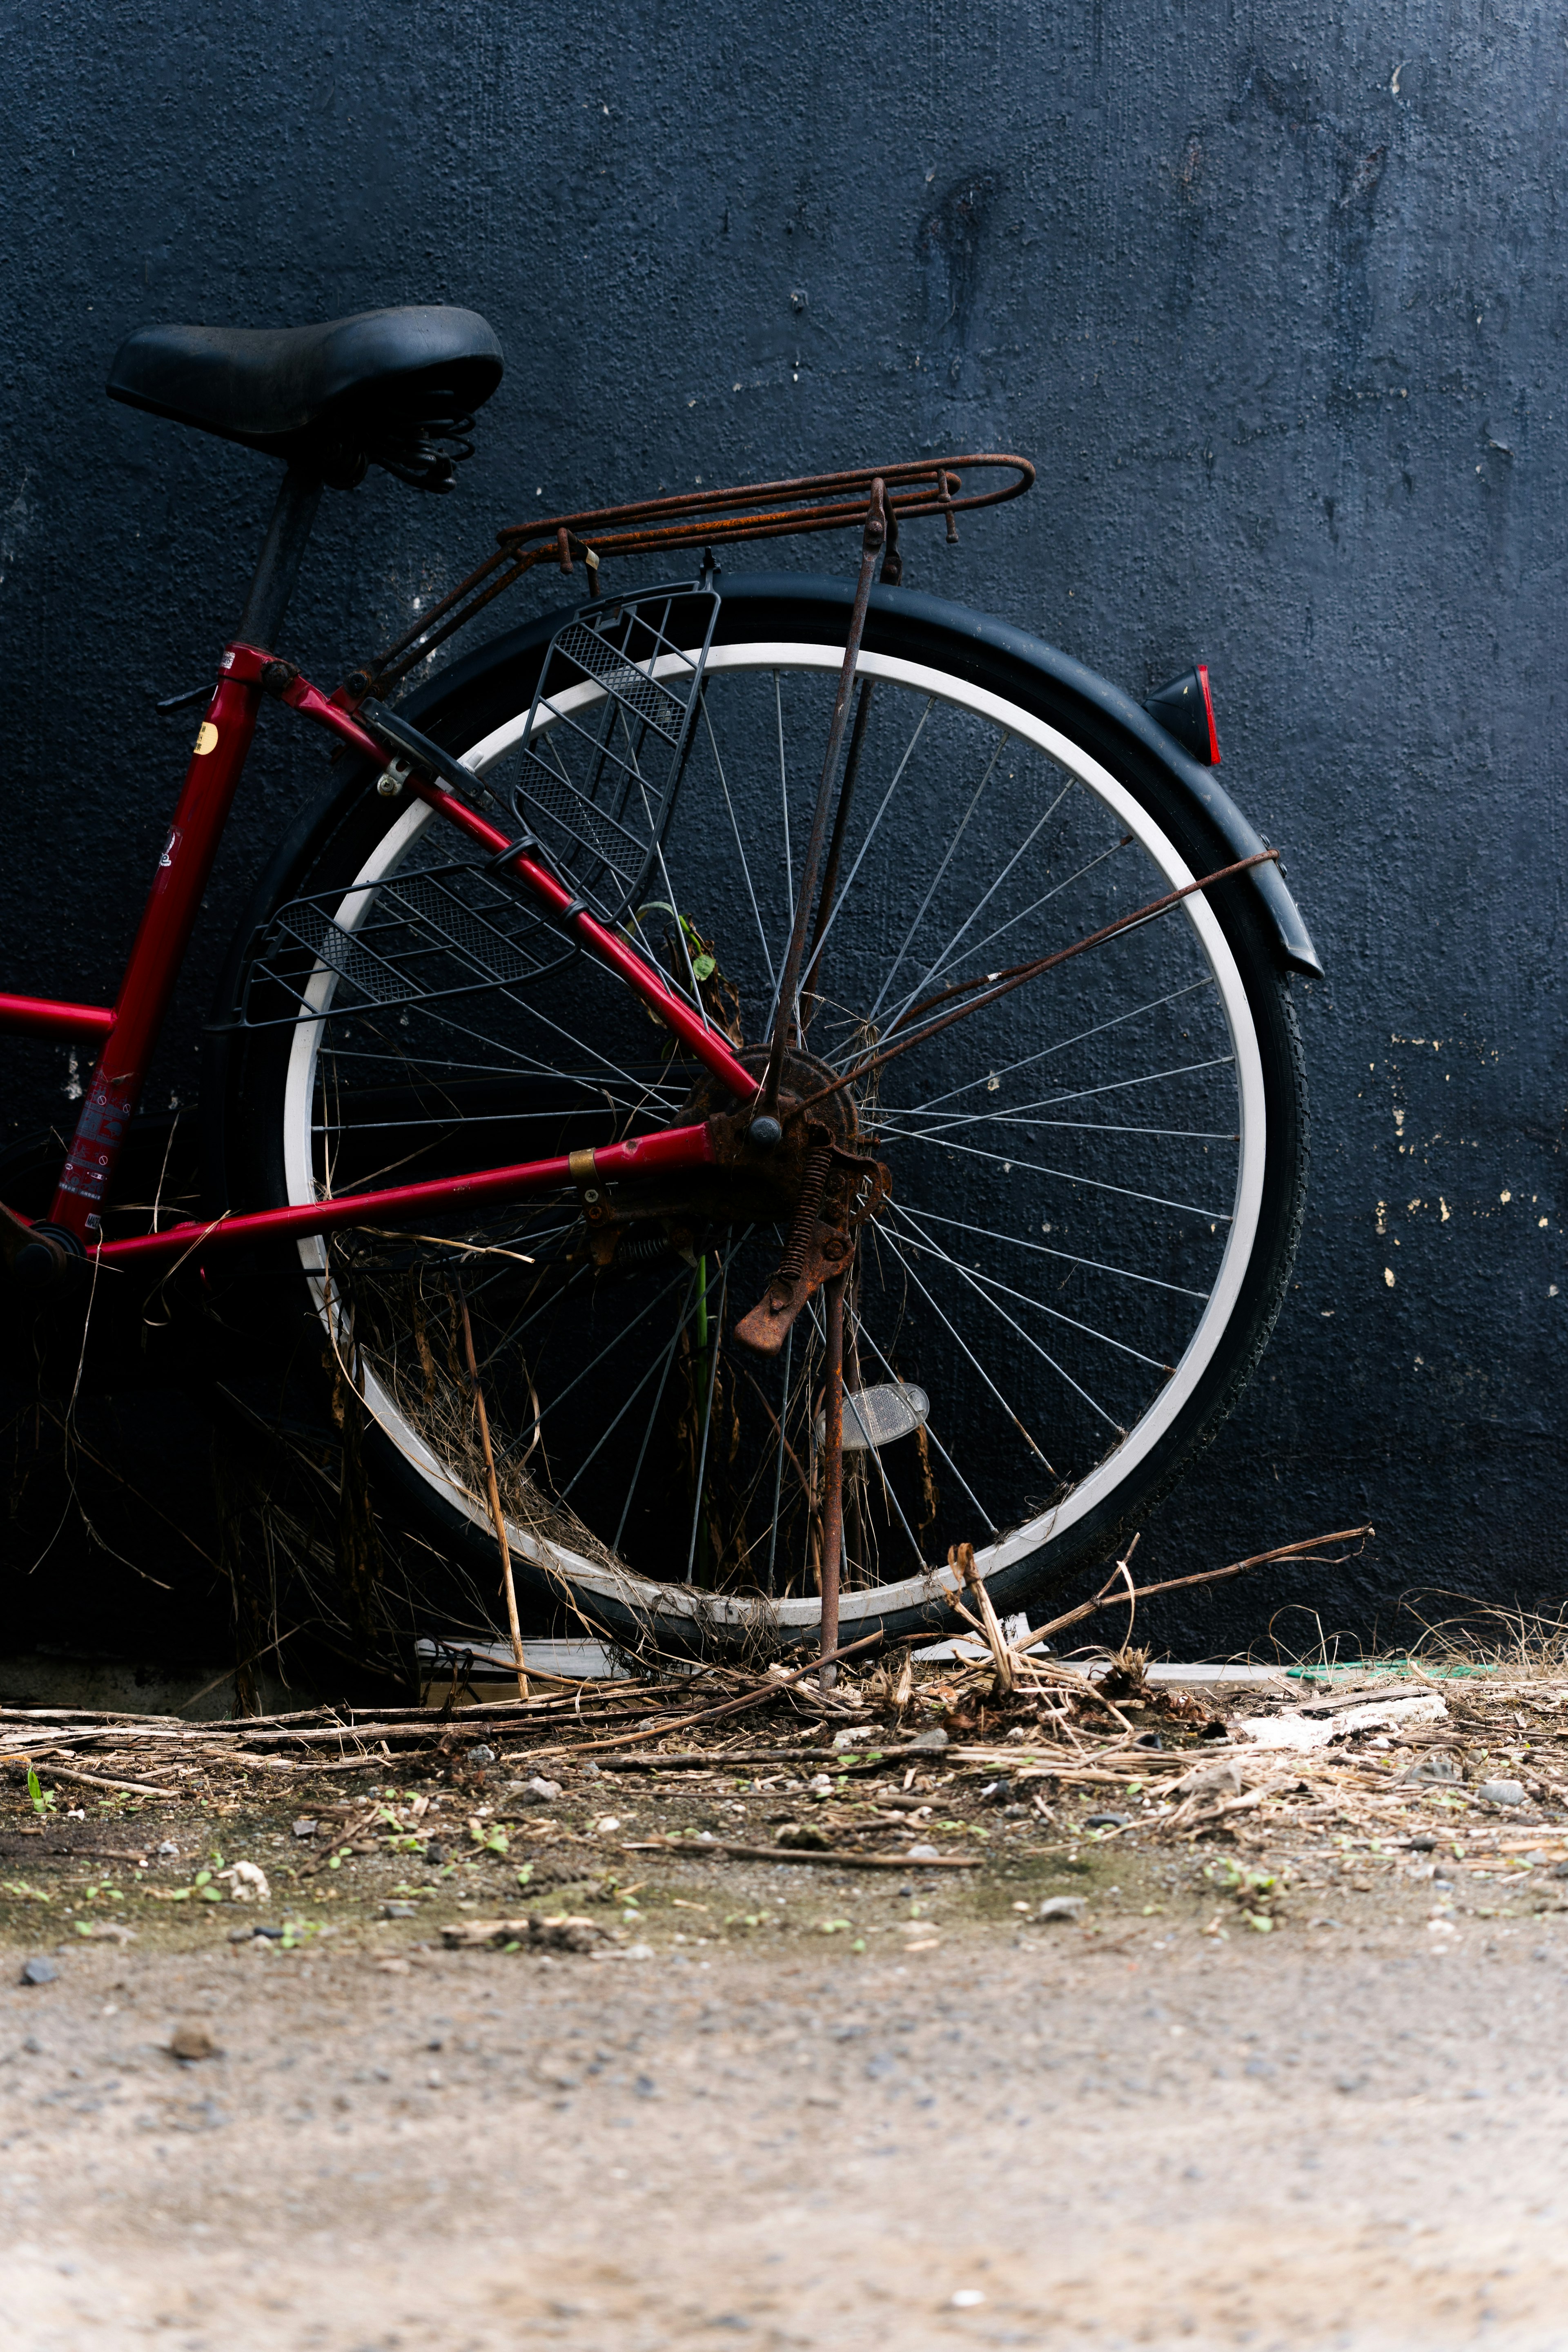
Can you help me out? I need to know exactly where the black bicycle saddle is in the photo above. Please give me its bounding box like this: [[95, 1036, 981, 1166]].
[[107, 305, 504, 490]]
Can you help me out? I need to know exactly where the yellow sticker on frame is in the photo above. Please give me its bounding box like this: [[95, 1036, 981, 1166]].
[[193, 722, 219, 756]]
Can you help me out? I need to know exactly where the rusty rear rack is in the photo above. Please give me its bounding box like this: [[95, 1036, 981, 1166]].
[[351, 453, 1034, 699]]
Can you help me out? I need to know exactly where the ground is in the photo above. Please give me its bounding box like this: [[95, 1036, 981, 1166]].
[[2, 1740, 1567, 2351]]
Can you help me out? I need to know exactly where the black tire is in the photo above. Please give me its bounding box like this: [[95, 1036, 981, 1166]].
[[215, 577, 1308, 1656]]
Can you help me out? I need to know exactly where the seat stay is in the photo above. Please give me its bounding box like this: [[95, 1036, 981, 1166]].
[[258, 648, 760, 1102]]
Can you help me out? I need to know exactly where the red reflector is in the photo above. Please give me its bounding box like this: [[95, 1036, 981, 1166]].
[[1197, 665, 1222, 765]]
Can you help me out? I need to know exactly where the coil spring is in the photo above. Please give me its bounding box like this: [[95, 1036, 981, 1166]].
[[617, 1232, 673, 1268], [777, 1144, 833, 1286]]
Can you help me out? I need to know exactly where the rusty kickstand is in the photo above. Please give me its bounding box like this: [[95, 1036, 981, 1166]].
[[456, 1283, 529, 1703]]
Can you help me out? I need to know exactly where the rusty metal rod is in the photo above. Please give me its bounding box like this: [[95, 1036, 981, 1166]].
[[819, 1268, 847, 1690], [795, 850, 1282, 1119], [761, 480, 887, 1114], [800, 677, 876, 1025], [457, 1287, 529, 1703]]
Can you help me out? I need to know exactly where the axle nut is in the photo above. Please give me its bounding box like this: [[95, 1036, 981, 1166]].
[[747, 1114, 783, 1150]]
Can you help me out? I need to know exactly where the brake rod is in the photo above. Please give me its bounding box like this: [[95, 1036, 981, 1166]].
[[790, 849, 1282, 1119]]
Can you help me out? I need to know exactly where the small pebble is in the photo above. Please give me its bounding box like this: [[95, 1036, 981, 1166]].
[[383, 1901, 417, 1920], [292, 1817, 318, 1840], [468, 1746, 496, 1766], [1084, 1811, 1127, 1830], [950, 2289, 986, 2308], [908, 1727, 949, 1751], [906, 1844, 942, 1862], [1477, 1779, 1526, 1806], [168, 2025, 219, 2063], [19, 1957, 58, 1987], [1037, 1895, 1087, 1923]]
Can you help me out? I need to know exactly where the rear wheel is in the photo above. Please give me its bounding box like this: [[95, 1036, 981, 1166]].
[[224, 582, 1307, 1653]]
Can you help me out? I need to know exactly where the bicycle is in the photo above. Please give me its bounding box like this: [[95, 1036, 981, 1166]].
[[0, 303, 1318, 1672]]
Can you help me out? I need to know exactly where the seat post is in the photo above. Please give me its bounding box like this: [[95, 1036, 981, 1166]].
[[236, 466, 323, 650]]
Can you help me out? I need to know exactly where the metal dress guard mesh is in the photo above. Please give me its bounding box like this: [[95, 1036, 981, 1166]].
[[237, 580, 721, 1029], [237, 859, 574, 1027], [510, 581, 720, 929]]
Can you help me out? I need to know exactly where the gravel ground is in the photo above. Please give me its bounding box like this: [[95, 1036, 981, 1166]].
[[3, 1760, 1568, 2351]]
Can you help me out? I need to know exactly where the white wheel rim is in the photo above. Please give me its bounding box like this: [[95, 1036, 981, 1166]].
[[282, 641, 1267, 1629]]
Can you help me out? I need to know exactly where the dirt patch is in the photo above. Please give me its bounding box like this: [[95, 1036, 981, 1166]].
[[3, 1698, 1568, 2348]]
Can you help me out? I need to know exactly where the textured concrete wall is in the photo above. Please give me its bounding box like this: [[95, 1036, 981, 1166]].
[[1, 0, 1563, 1653]]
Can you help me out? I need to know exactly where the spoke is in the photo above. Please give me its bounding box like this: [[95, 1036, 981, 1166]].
[[885, 1203, 1209, 1300], [853, 1295, 998, 1532], [305, 1045, 685, 1102], [798, 1291, 927, 1575], [904, 977, 1217, 1117], [647, 835, 716, 1035], [765, 1324, 793, 1592], [876, 1227, 1060, 1467], [526, 1258, 701, 1441], [884, 1220, 1124, 1435], [469, 1251, 595, 1369], [897, 833, 1134, 1022], [885, 1127, 1234, 1223], [685, 1248, 734, 1583], [776, 670, 793, 941], [877, 776, 1075, 1036], [563, 1265, 702, 1506], [610, 1270, 700, 1555], [797, 693, 935, 982], [393, 988, 678, 1118], [860, 730, 1012, 1034], [885, 1054, 1238, 1139], [701, 695, 777, 998], [311, 1107, 647, 1138], [890, 1201, 1173, 1372], [881, 1111, 1238, 1144]]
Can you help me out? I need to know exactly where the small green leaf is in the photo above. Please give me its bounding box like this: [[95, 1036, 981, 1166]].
[[515, 1862, 535, 1888], [691, 954, 716, 982], [193, 1870, 212, 1888]]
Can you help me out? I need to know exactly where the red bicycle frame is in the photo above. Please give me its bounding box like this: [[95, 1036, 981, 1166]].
[[0, 639, 758, 1270]]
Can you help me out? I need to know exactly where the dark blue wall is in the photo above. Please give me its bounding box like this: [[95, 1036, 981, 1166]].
[[2, 1, 1563, 1654]]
